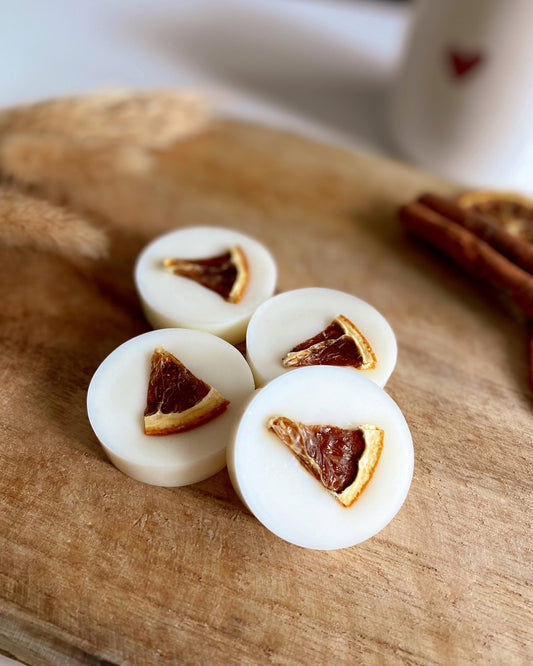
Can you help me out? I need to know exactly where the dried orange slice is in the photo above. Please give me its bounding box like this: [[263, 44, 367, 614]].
[[282, 315, 376, 370], [268, 416, 383, 507], [163, 246, 249, 303], [457, 191, 533, 242], [144, 347, 229, 435]]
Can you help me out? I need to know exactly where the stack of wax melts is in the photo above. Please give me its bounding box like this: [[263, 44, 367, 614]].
[[87, 225, 413, 550]]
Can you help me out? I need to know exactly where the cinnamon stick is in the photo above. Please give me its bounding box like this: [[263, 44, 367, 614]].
[[399, 201, 533, 318], [529, 329, 533, 390], [418, 193, 533, 274]]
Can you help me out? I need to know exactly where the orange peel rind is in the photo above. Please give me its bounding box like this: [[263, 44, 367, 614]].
[[457, 190, 533, 242]]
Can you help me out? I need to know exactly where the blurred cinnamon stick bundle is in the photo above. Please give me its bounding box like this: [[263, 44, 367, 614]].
[[399, 193, 533, 388]]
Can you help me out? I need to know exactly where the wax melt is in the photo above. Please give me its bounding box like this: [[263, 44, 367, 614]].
[[87, 328, 255, 486], [246, 288, 397, 387], [134, 226, 277, 344], [227, 366, 413, 550]]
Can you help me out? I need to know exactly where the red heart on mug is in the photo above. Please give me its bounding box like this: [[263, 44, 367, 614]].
[[448, 49, 484, 78]]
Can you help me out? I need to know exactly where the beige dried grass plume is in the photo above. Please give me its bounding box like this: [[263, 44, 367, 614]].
[[0, 89, 210, 149], [0, 89, 211, 187], [0, 184, 108, 260], [0, 89, 211, 260], [0, 134, 153, 188]]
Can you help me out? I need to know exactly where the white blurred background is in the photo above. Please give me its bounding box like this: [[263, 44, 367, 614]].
[[1, 0, 411, 156]]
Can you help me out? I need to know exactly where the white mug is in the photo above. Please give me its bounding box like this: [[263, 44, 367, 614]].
[[389, 0, 533, 193]]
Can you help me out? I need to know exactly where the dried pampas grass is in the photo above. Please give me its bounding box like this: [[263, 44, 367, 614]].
[[0, 90, 210, 150], [0, 184, 108, 260], [0, 133, 153, 188], [0, 89, 211, 261]]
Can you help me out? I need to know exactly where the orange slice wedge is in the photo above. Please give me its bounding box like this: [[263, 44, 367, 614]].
[[163, 245, 249, 303], [268, 416, 383, 507], [457, 191, 533, 242], [144, 347, 229, 435], [282, 315, 376, 370]]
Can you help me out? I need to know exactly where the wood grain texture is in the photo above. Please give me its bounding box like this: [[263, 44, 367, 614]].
[[0, 121, 531, 666]]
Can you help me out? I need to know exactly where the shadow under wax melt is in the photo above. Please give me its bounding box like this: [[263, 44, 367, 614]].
[[227, 366, 413, 550], [134, 226, 277, 344], [87, 328, 255, 486]]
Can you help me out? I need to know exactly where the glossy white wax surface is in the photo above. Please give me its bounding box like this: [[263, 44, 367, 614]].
[[87, 328, 255, 486], [227, 366, 413, 550], [134, 226, 277, 344], [246, 288, 397, 387]]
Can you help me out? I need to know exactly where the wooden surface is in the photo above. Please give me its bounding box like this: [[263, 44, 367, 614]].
[[0, 121, 531, 665]]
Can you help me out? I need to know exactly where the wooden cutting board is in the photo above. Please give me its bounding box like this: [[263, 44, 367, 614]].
[[0, 121, 531, 665]]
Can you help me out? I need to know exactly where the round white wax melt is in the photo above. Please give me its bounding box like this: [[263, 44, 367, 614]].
[[134, 226, 277, 344], [227, 366, 413, 550], [87, 328, 255, 486], [246, 288, 397, 387]]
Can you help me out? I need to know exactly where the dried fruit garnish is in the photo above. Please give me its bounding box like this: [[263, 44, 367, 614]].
[[144, 347, 229, 435], [268, 416, 383, 507], [282, 315, 376, 370], [457, 191, 533, 243], [163, 245, 249, 303]]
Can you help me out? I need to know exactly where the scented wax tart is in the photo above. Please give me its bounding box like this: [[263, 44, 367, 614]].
[[246, 288, 397, 387], [134, 226, 277, 344], [87, 329, 255, 486], [227, 367, 413, 550]]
